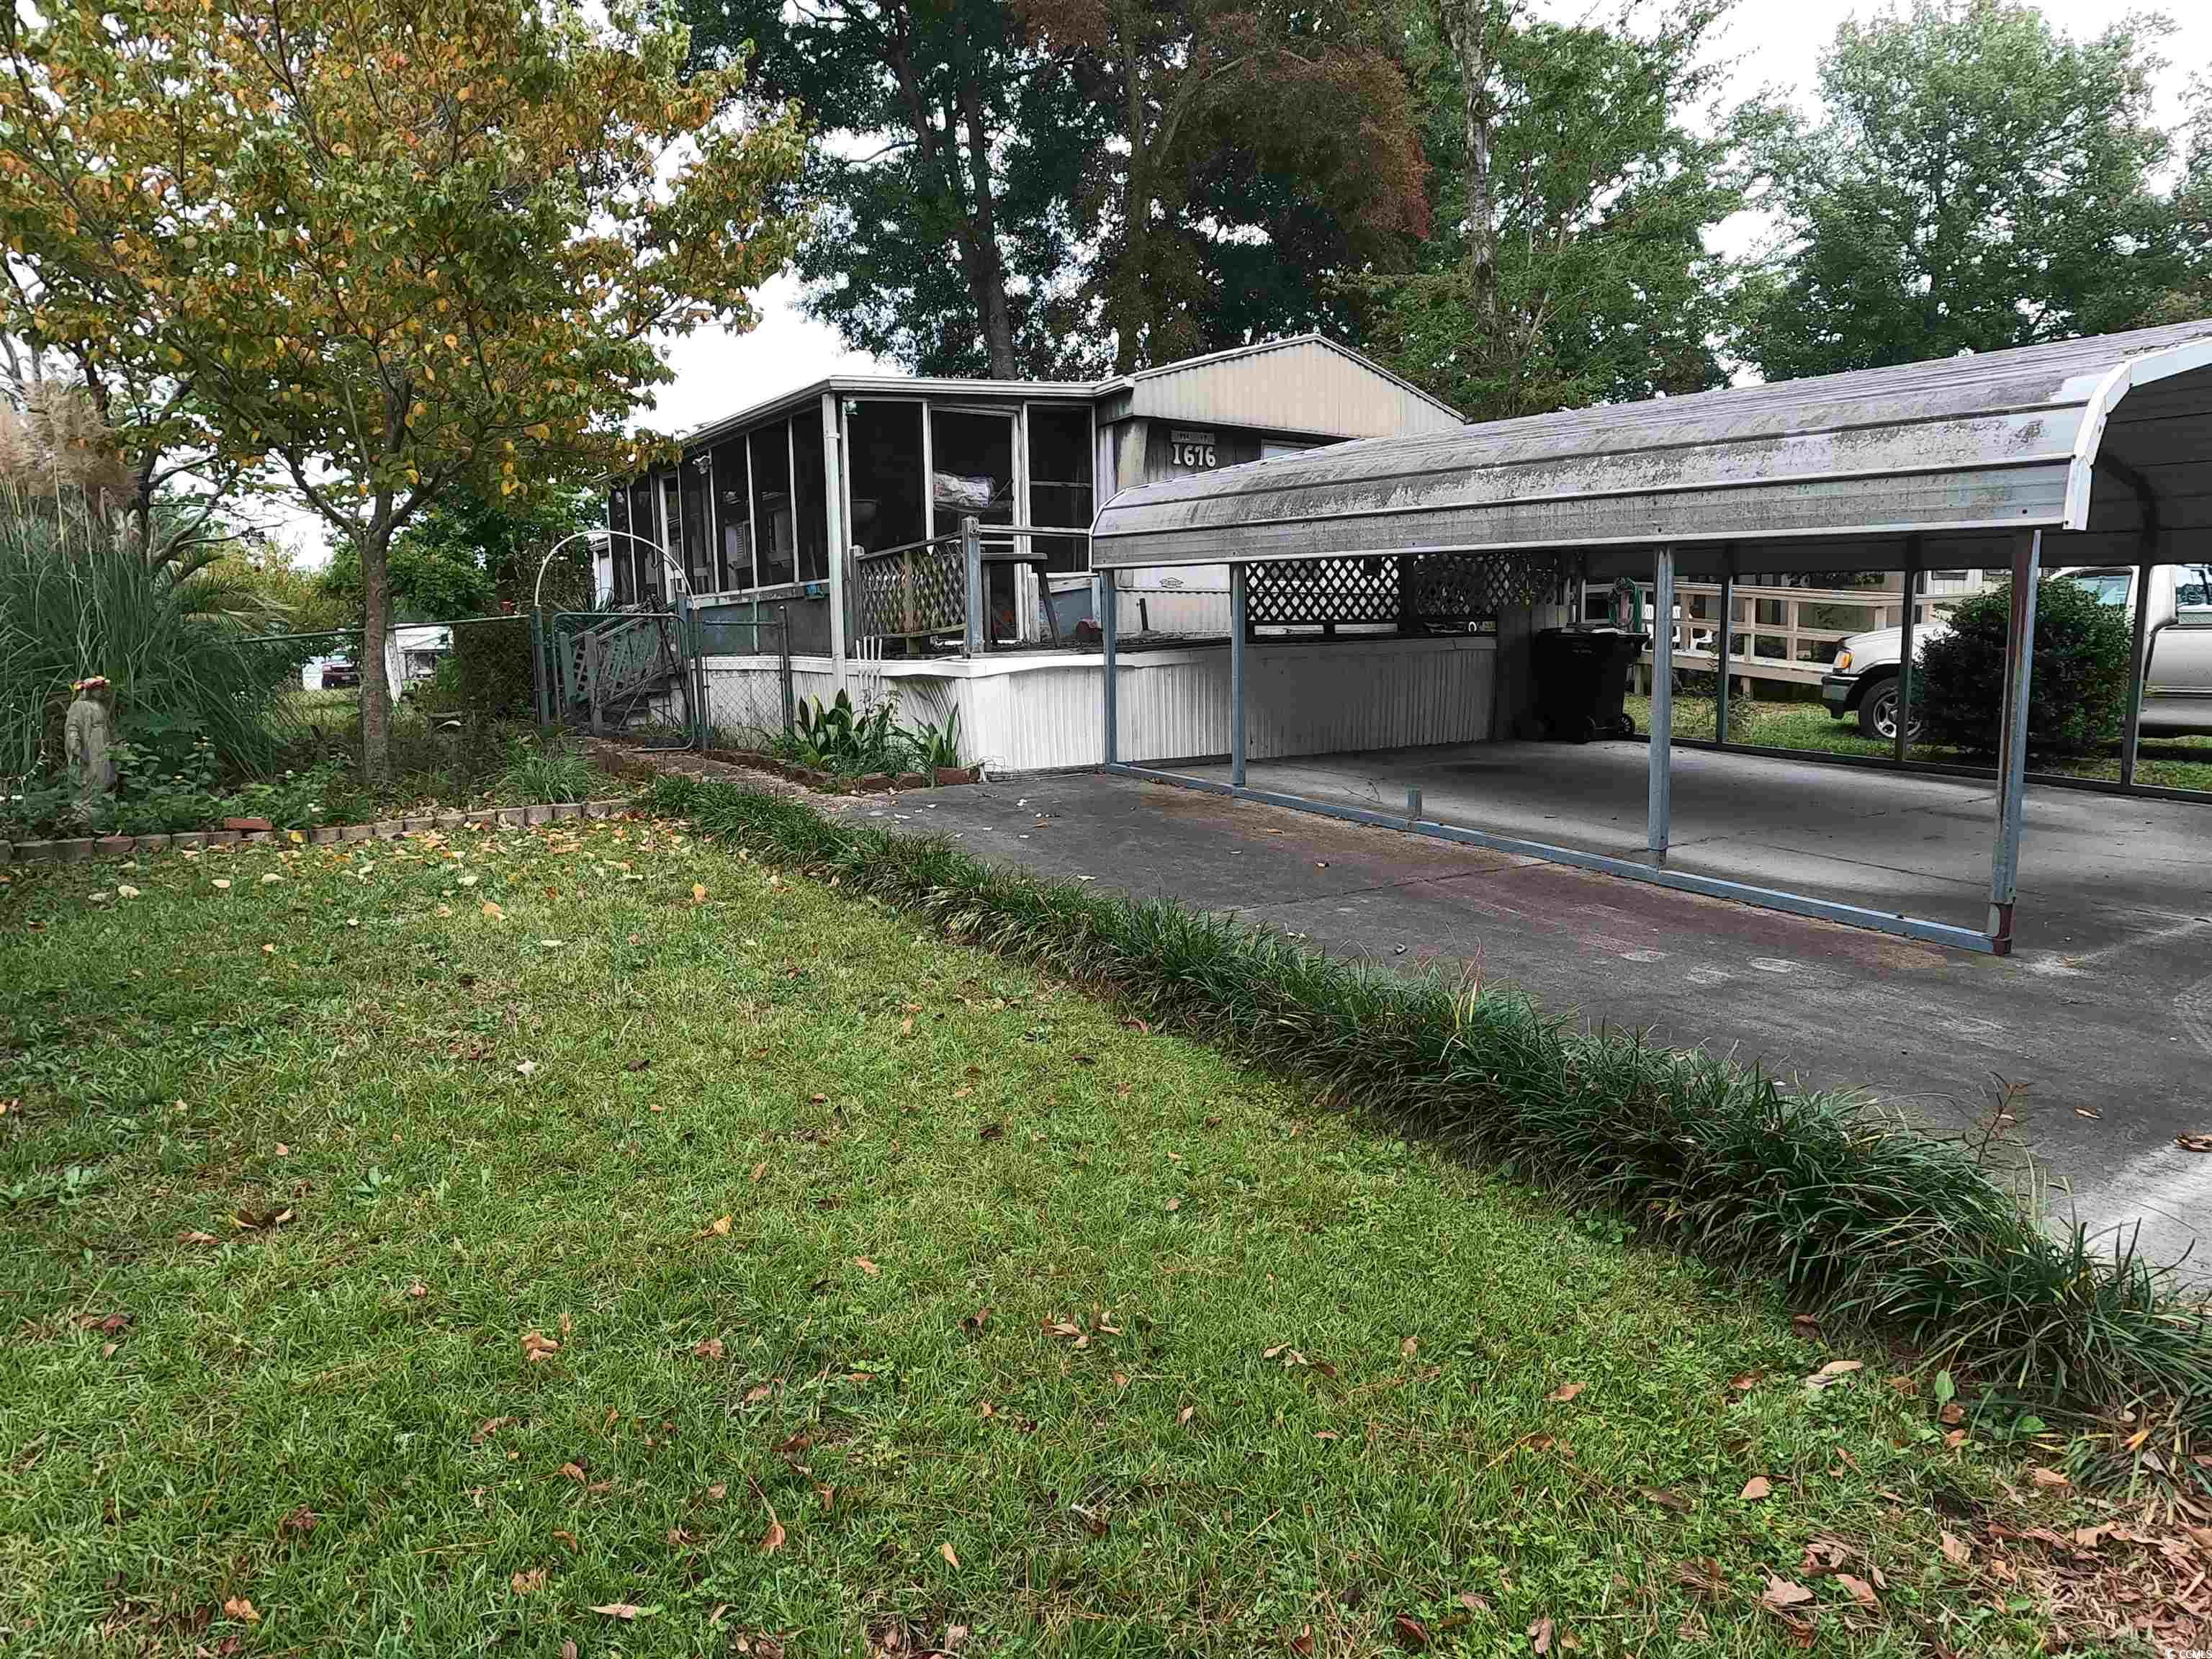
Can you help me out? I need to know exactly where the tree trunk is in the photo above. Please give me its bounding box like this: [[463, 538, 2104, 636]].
[[1112, 19, 1149, 375], [1439, 0, 1499, 318], [358, 510, 395, 783], [956, 68, 1018, 377]]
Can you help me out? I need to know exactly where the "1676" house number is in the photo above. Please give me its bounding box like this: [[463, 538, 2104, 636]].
[[1169, 429, 1218, 469]]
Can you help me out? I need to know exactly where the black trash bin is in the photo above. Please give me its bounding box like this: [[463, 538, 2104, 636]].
[[1531, 626, 1649, 742]]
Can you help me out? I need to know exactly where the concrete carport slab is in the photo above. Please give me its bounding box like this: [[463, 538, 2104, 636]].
[[880, 765, 2212, 1273]]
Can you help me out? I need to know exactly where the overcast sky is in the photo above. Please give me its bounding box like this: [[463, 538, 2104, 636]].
[[274, 0, 2211, 559]]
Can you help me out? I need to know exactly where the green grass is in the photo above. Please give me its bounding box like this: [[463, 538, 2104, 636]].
[[0, 812, 2108, 1655], [1629, 693, 2212, 792], [272, 698, 622, 822]]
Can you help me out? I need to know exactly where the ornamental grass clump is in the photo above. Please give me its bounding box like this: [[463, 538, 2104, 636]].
[[638, 772, 2212, 1429]]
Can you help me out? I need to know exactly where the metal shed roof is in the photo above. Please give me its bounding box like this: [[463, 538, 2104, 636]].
[[1091, 335, 1465, 436], [1089, 319, 2212, 577]]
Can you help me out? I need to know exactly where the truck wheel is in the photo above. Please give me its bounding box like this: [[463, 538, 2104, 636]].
[[1856, 678, 1920, 743]]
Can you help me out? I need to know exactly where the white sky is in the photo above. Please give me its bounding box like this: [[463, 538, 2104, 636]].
[[278, 0, 2211, 560]]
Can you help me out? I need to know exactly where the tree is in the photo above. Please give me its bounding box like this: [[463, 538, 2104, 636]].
[[688, 0, 1105, 378], [1740, 0, 2182, 382], [1351, 0, 1752, 421], [1020, 0, 1430, 374], [0, 0, 805, 778], [316, 482, 597, 621]]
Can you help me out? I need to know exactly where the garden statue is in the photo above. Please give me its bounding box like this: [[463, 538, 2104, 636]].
[[63, 676, 115, 822]]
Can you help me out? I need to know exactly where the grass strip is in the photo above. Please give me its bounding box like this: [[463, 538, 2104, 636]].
[[640, 774, 2212, 1437]]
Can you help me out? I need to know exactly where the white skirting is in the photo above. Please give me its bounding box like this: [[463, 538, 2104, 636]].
[[697, 636, 1498, 774]]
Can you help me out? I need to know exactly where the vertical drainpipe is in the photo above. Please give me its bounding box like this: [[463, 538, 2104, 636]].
[[1894, 534, 1920, 766], [1647, 547, 1674, 857], [1986, 528, 2043, 953], [1228, 562, 1248, 787], [1099, 566, 1119, 766]]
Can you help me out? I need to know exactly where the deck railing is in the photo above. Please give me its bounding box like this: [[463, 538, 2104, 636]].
[[850, 523, 1091, 652]]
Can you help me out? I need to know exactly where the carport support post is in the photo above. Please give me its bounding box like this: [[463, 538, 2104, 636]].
[[1228, 562, 1248, 786], [1714, 557, 1732, 747], [1647, 546, 1674, 857], [2121, 549, 2154, 787], [1894, 535, 1920, 765], [1099, 568, 1118, 765], [1987, 529, 2042, 951]]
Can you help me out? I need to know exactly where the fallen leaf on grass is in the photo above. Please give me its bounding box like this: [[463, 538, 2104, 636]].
[[2030, 1467, 2070, 1488], [750, 1161, 767, 1182], [693, 1215, 732, 1239], [1544, 1382, 1584, 1403], [1639, 1487, 1692, 1512], [511, 1569, 546, 1595], [1177, 1405, 1195, 1426], [961, 1305, 992, 1334], [231, 1207, 294, 1231], [222, 1596, 260, 1624], [1164, 1197, 1181, 1212], [472, 1416, 515, 1444], [743, 1383, 774, 1404], [1740, 1475, 1773, 1501], [940, 1542, 960, 1568], [692, 884, 708, 902], [514, 1060, 538, 1077], [591, 1602, 655, 1621], [480, 902, 504, 920], [279, 1505, 318, 1536], [520, 1330, 561, 1362], [1527, 1616, 1553, 1654], [1728, 1371, 1762, 1391], [760, 1519, 786, 1555], [559, 1462, 588, 1482], [1833, 1573, 1877, 1606], [1391, 1612, 1428, 1650], [854, 1256, 881, 1276], [212, 878, 232, 890], [1761, 1575, 1814, 1609], [1804, 1359, 1863, 1391], [177, 1229, 220, 1246], [1940, 1531, 1972, 1565], [693, 1337, 725, 1361]]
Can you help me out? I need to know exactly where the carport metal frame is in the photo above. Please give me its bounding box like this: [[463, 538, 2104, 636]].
[[1097, 528, 2046, 956]]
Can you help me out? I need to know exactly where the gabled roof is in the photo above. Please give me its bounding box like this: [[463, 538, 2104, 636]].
[[668, 334, 1462, 456], [1090, 319, 2212, 578]]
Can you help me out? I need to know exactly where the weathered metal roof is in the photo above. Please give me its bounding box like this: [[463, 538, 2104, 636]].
[[1090, 320, 2212, 577]]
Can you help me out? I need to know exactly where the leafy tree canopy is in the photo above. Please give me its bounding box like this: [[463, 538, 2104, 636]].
[[1352, 0, 1753, 422], [0, 0, 806, 775], [1740, 0, 2184, 380]]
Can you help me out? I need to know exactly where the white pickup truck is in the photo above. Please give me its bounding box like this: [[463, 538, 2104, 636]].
[[1820, 564, 2212, 741]]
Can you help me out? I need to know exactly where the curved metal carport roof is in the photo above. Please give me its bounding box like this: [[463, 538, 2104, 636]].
[[1091, 318, 2212, 579], [1085, 320, 2212, 957]]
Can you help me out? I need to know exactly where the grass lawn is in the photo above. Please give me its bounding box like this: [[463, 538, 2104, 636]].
[[1626, 694, 2212, 793], [0, 815, 2136, 1655]]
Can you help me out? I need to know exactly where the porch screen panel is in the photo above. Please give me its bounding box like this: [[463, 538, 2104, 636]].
[[711, 440, 750, 591], [1027, 406, 1093, 574], [792, 415, 828, 584], [845, 401, 925, 553], [750, 419, 796, 588], [680, 454, 714, 594]]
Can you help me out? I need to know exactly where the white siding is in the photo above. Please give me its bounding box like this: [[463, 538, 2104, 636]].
[[690, 638, 1496, 773]]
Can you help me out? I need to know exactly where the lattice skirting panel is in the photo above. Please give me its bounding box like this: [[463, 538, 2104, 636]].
[[1246, 552, 1571, 629]]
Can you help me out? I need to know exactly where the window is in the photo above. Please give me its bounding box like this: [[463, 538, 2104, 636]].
[[846, 401, 925, 553], [680, 454, 714, 595], [711, 440, 750, 591], [750, 420, 796, 588], [930, 408, 1016, 534], [2178, 564, 2212, 626], [1027, 405, 1093, 575], [2058, 567, 2131, 608], [791, 415, 828, 584]]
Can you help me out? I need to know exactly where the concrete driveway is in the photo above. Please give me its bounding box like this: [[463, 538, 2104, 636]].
[[871, 752, 2212, 1269]]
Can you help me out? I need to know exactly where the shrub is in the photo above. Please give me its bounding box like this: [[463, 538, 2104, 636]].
[[0, 481, 305, 790], [498, 734, 594, 803], [636, 775, 2212, 1432], [446, 616, 535, 718], [1918, 577, 2133, 756]]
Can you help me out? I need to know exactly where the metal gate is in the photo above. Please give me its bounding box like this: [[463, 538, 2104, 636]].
[[531, 602, 796, 753]]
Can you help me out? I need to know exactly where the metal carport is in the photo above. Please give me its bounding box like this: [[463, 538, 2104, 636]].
[[1087, 319, 2212, 954]]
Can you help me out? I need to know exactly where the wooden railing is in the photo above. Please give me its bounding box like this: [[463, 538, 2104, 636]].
[[1601, 582, 1969, 687]]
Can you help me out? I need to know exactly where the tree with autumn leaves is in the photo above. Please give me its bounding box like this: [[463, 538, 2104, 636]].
[[0, 0, 804, 778]]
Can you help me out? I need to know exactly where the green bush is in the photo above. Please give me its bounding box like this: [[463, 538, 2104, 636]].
[[445, 616, 535, 718], [1, 488, 305, 787], [1918, 577, 2133, 756], [638, 774, 2212, 1437]]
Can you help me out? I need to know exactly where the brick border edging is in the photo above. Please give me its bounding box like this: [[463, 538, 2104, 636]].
[[0, 798, 634, 867]]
